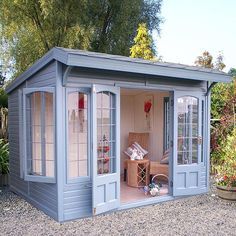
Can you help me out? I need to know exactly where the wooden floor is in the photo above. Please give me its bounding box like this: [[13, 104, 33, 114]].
[[120, 177, 169, 204]]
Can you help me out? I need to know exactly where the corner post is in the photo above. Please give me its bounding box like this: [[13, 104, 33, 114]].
[[56, 61, 64, 222]]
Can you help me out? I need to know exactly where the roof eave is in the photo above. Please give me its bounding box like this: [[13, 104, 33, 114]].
[[67, 53, 232, 83], [5, 47, 232, 94], [5, 48, 67, 94]]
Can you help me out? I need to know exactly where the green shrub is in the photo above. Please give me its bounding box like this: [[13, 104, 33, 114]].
[[215, 129, 236, 187], [0, 139, 9, 175], [211, 77, 236, 167]]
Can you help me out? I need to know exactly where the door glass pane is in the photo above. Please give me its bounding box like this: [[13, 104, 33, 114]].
[[177, 96, 198, 165], [68, 92, 88, 178], [97, 92, 116, 175]]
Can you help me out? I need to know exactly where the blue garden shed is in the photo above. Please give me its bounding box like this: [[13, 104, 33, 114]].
[[6, 47, 231, 222]]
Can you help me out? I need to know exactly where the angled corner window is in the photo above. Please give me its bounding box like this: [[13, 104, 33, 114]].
[[67, 89, 90, 182], [23, 88, 55, 183]]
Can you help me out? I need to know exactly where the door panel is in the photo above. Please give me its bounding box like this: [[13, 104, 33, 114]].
[[92, 85, 120, 215], [173, 91, 204, 196]]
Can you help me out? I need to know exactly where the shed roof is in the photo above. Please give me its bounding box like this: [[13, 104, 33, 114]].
[[6, 47, 231, 93]]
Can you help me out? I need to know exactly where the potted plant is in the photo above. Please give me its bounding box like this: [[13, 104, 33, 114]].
[[0, 139, 9, 186], [215, 128, 236, 200]]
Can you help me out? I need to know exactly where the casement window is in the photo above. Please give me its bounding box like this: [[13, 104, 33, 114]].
[[66, 89, 90, 182], [23, 88, 55, 183]]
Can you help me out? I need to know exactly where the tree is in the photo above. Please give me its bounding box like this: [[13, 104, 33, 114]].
[[211, 72, 236, 167], [194, 51, 235, 169], [0, 65, 6, 87], [0, 88, 8, 108], [194, 51, 227, 119], [229, 68, 236, 77], [214, 52, 226, 71], [0, 0, 163, 77], [194, 51, 214, 68], [130, 23, 155, 60]]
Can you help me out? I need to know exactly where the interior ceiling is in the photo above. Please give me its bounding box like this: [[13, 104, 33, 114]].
[[121, 88, 146, 96], [121, 88, 169, 96]]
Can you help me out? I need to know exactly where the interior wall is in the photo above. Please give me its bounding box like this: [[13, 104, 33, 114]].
[[120, 90, 169, 174], [120, 95, 135, 173]]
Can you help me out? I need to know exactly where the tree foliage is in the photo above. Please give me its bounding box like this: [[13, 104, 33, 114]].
[[0, 88, 8, 108], [195, 51, 227, 119], [214, 52, 226, 71], [130, 23, 155, 60], [0, 0, 162, 77], [195, 51, 235, 168], [0, 65, 7, 108], [211, 75, 236, 167], [194, 51, 214, 69], [0, 66, 6, 87]]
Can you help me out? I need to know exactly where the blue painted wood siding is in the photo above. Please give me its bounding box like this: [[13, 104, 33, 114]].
[[9, 86, 29, 194], [8, 62, 58, 220], [68, 67, 208, 92], [63, 181, 92, 221]]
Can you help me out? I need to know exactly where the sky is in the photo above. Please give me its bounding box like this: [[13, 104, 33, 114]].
[[154, 0, 236, 72]]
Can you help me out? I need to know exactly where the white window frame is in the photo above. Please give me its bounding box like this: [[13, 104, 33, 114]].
[[23, 87, 56, 183]]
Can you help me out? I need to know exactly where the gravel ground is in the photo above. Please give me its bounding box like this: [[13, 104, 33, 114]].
[[1, 179, 236, 236]]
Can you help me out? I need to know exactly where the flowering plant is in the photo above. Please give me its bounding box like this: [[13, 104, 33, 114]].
[[143, 182, 160, 196], [144, 99, 152, 114], [215, 128, 236, 187]]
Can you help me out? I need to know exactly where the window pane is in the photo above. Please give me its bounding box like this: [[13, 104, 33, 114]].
[[97, 92, 116, 175], [45, 160, 54, 177], [177, 96, 198, 165], [32, 159, 42, 175], [31, 92, 41, 126], [68, 92, 88, 179], [78, 160, 88, 176], [32, 125, 41, 142], [30, 92, 43, 175], [45, 143, 54, 161], [25, 91, 55, 178], [44, 92, 54, 176], [69, 161, 79, 178], [45, 92, 53, 126], [45, 125, 53, 143]]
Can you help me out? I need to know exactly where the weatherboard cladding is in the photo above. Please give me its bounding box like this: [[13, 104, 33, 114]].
[[8, 86, 29, 194], [68, 66, 208, 92], [63, 181, 92, 221], [8, 62, 58, 220], [6, 47, 231, 94]]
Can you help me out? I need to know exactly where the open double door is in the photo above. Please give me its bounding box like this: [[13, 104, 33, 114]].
[[91, 85, 206, 215]]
